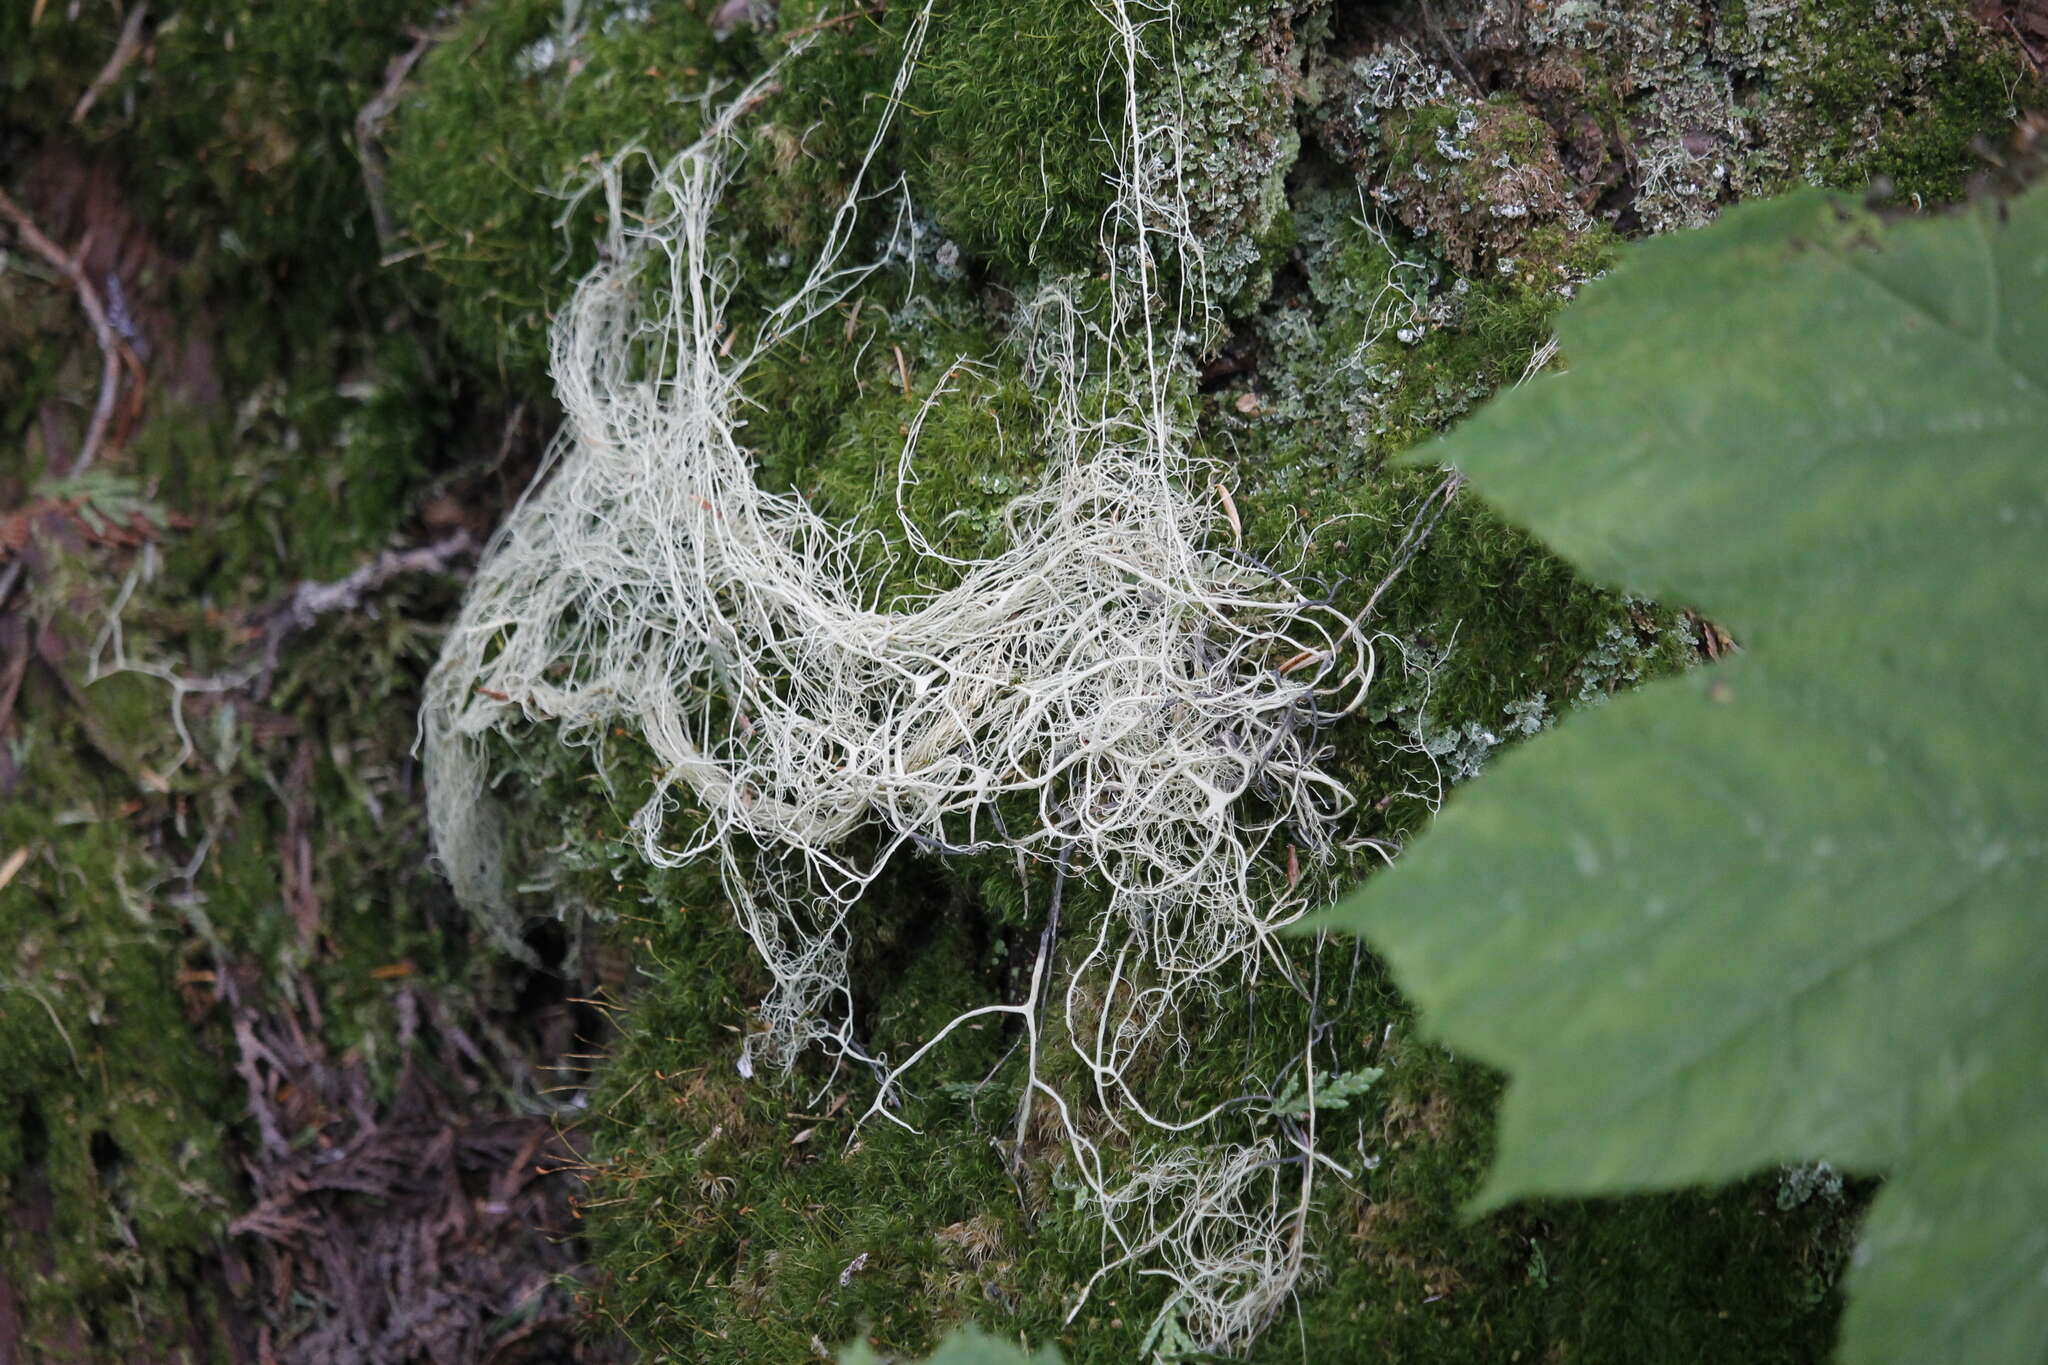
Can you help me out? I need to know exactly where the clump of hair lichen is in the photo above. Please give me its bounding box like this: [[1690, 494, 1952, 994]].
[[390, 0, 2038, 1359]]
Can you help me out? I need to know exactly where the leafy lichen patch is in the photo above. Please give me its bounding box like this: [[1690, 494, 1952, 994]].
[[1376, 95, 1576, 271], [1312, 0, 2037, 235]]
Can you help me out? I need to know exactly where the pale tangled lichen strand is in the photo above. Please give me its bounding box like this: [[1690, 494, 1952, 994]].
[[422, 3, 1386, 1354]]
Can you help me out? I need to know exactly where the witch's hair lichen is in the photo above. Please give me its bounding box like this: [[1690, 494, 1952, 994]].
[[421, 2, 1397, 1352]]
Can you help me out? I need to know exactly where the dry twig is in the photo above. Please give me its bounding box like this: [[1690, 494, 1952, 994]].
[[0, 186, 129, 476], [69, 4, 150, 125], [355, 28, 439, 248], [253, 531, 473, 680], [223, 972, 591, 1364], [776, 2, 885, 43]]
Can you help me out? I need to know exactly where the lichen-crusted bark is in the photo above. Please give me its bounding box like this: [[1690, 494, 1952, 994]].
[[369, 0, 2039, 1361]]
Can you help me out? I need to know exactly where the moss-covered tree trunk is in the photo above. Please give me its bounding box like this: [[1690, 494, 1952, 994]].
[[3, 0, 2037, 1361]]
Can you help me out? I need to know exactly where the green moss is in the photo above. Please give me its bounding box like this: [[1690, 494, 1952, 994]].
[[777, 349, 1043, 601], [1378, 223, 1616, 462], [0, 680, 240, 1358], [387, 0, 1069, 381], [569, 819, 1853, 1362], [385, 0, 747, 380], [0, 571, 487, 1356], [570, 832, 1226, 1361], [1378, 95, 1558, 187], [1377, 103, 1454, 178], [1246, 1036, 1860, 1364], [384, 0, 1292, 384], [1374, 94, 1571, 271], [2, 176, 480, 1365], [1, 7, 119, 140], [1776, 0, 2034, 203], [3, 0, 577, 1353], [125, 352, 435, 590], [906, 0, 1272, 276], [0, 425, 495, 1353], [132, 4, 439, 297], [903, 0, 1122, 275]]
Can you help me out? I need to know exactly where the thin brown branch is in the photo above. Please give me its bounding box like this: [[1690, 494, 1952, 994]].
[[355, 27, 439, 249], [252, 531, 474, 681], [70, 4, 150, 125], [2008, 14, 2047, 75], [1418, 0, 1480, 94], [0, 186, 125, 476], [776, 2, 885, 43], [0, 609, 29, 740]]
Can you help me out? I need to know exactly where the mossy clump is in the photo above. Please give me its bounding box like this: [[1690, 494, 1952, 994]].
[[0, 366, 489, 1349], [1769, 0, 2036, 202], [903, 0, 1125, 276], [733, 295, 1046, 604], [1378, 95, 1573, 272], [571, 856, 1051, 1359], [1245, 1034, 1861, 1365], [0, 725, 241, 1360], [385, 0, 1339, 385], [3, 6, 520, 1338], [385, 0, 745, 381], [385, 0, 1131, 380], [566, 799, 1853, 1364], [906, 0, 1319, 286]]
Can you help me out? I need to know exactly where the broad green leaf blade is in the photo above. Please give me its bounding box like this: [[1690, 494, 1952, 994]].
[[1438, 189, 2048, 656], [1840, 1025, 2048, 1365], [1319, 183, 2048, 1365], [1362, 656, 2047, 1196]]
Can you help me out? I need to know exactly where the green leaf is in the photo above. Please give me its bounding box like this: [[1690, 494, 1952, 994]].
[[839, 1325, 1064, 1365], [1317, 184, 2048, 1365]]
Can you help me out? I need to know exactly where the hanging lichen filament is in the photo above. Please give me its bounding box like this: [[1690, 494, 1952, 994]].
[[422, 3, 1395, 1351]]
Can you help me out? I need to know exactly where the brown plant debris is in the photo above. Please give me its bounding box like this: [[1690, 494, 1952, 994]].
[[223, 969, 604, 1365]]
